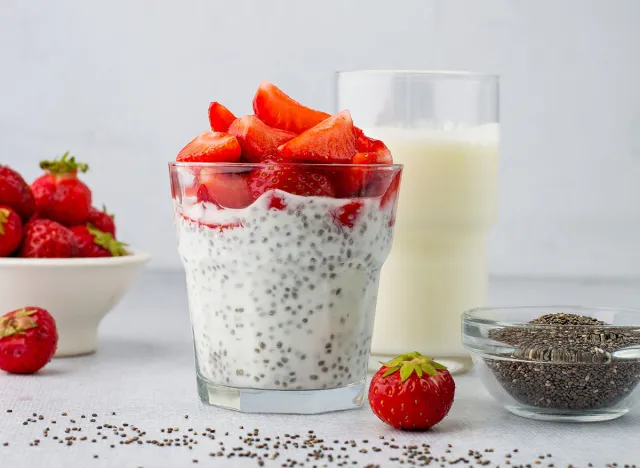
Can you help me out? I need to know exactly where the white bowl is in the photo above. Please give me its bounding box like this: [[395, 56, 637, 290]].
[[0, 250, 150, 357]]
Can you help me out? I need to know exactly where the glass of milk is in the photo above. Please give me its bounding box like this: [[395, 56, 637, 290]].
[[337, 70, 499, 374]]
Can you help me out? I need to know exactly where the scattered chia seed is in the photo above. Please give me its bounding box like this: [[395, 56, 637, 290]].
[[487, 313, 640, 410]]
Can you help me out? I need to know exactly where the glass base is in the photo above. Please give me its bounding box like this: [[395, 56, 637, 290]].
[[197, 374, 366, 414], [368, 353, 472, 375], [505, 405, 629, 422]]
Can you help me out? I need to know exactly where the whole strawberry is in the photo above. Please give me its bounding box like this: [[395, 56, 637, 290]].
[[0, 165, 35, 221], [0, 206, 23, 257], [87, 205, 116, 237], [31, 152, 92, 226], [0, 307, 58, 374], [369, 352, 455, 430], [71, 224, 128, 258], [19, 218, 79, 258]]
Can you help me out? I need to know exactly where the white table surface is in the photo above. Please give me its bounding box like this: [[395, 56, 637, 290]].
[[1, 272, 639, 468]]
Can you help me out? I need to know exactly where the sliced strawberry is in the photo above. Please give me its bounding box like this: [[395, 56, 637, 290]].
[[228, 116, 295, 163], [176, 131, 242, 163], [277, 110, 356, 163], [253, 81, 329, 134], [208, 102, 237, 132], [352, 151, 392, 165], [247, 158, 335, 203], [330, 152, 393, 198], [332, 200, 364, 228], [197, 171, 252, 209], [329, 166, 368, 198], [355, 134, 393, 163], [380, 171, 402, 226]]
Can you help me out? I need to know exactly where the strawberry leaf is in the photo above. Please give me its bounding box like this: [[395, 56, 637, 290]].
[[432, 362, 448, 371], [399, 364, 415, 381], [421, 363, 437, 376], [40, 152, 89, 175], [382, 365, 401, 378]]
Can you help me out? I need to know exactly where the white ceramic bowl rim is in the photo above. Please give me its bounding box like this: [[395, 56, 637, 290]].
[[0, 248, 151, 267]]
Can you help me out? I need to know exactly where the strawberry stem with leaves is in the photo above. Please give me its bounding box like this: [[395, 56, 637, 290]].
[[40, 152, 89, 174], [380, 351, 448, 381]]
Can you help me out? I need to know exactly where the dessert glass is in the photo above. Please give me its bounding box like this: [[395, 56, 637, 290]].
[[169, 162, 402, 413]]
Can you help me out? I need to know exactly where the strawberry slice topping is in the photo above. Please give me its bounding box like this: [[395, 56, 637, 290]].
[[208, 102, 237, 132], [247, 157, 335, 203], [197, 171, 252, 209], [228, 115, 296, 163], [332, 200, 364, 228], [355, 134, 393, 163], [253, 81, 329, 134], [277, 110, 356, 163], [176, 131, 242, 163]]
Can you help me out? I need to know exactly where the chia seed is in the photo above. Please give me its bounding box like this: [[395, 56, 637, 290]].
[[486, 313, 640, 410]]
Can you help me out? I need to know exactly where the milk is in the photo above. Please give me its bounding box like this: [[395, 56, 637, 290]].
[[365, 125, 499, 371]]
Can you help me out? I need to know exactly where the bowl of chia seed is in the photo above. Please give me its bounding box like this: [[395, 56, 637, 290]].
[[462, 306, 640, 422]]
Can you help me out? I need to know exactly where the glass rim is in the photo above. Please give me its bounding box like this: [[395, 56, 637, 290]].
[[169, 162, 404, 170], [336, 69, 499, 82], [463, 305, 640, 329]]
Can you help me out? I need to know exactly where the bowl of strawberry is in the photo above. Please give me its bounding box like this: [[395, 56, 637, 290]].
[[0, 154, 150, 357], [170, 82, 403, 413]]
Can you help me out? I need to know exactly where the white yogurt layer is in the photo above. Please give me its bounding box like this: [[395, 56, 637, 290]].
[[176, 190, 395, 390]]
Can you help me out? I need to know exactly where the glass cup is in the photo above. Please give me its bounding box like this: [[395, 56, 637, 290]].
[[169, 161, 403, 413], [337, 70, 499, 374]]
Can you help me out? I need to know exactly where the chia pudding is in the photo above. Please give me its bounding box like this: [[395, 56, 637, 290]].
[[176, 190, 395, 391]]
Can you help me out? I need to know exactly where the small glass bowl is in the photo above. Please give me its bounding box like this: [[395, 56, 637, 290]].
[[463, 306, 640, 422]]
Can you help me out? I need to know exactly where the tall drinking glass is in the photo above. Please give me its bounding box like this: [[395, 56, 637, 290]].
[[337, 71, 499, 373]]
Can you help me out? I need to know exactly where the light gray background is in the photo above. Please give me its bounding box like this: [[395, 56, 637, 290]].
[[1, 0, 639, 278]]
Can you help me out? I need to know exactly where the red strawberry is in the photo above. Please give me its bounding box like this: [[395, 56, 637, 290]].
[[208, 102, 237, 132], [369, 352, 455, 430], [0, 307, 58, 374], [253, 81, 330, 134], [176, 131, 242, 163], [329, 165, 369, 198], [380, 171, 401, 208], [196, 171, 252, 209], [0, 165, 36, 221], [330, 137, 393, 197], [0, 206, 23, 257], [71, 225, 128, 258], [332, 200, 363, 228], [18, 218, 79, 258], [31, 152, 92, 226], [277, 110, 356, 163], [87, 205, 116, 237], [247, 158, 335, 203], [228, 115, 296, 163], [355, 134, 393, 163]]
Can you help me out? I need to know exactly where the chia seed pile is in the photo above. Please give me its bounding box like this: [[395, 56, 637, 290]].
[[486, 313, 640, 410], [177, 191, 395, 391], [4, 408, 632, 467]]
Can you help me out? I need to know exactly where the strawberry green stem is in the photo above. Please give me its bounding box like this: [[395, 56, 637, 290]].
[[0, 309, 38, 338], [87, 224, 128, 256], [40, 152, 89, 175], [380, 351, 448, 381]]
